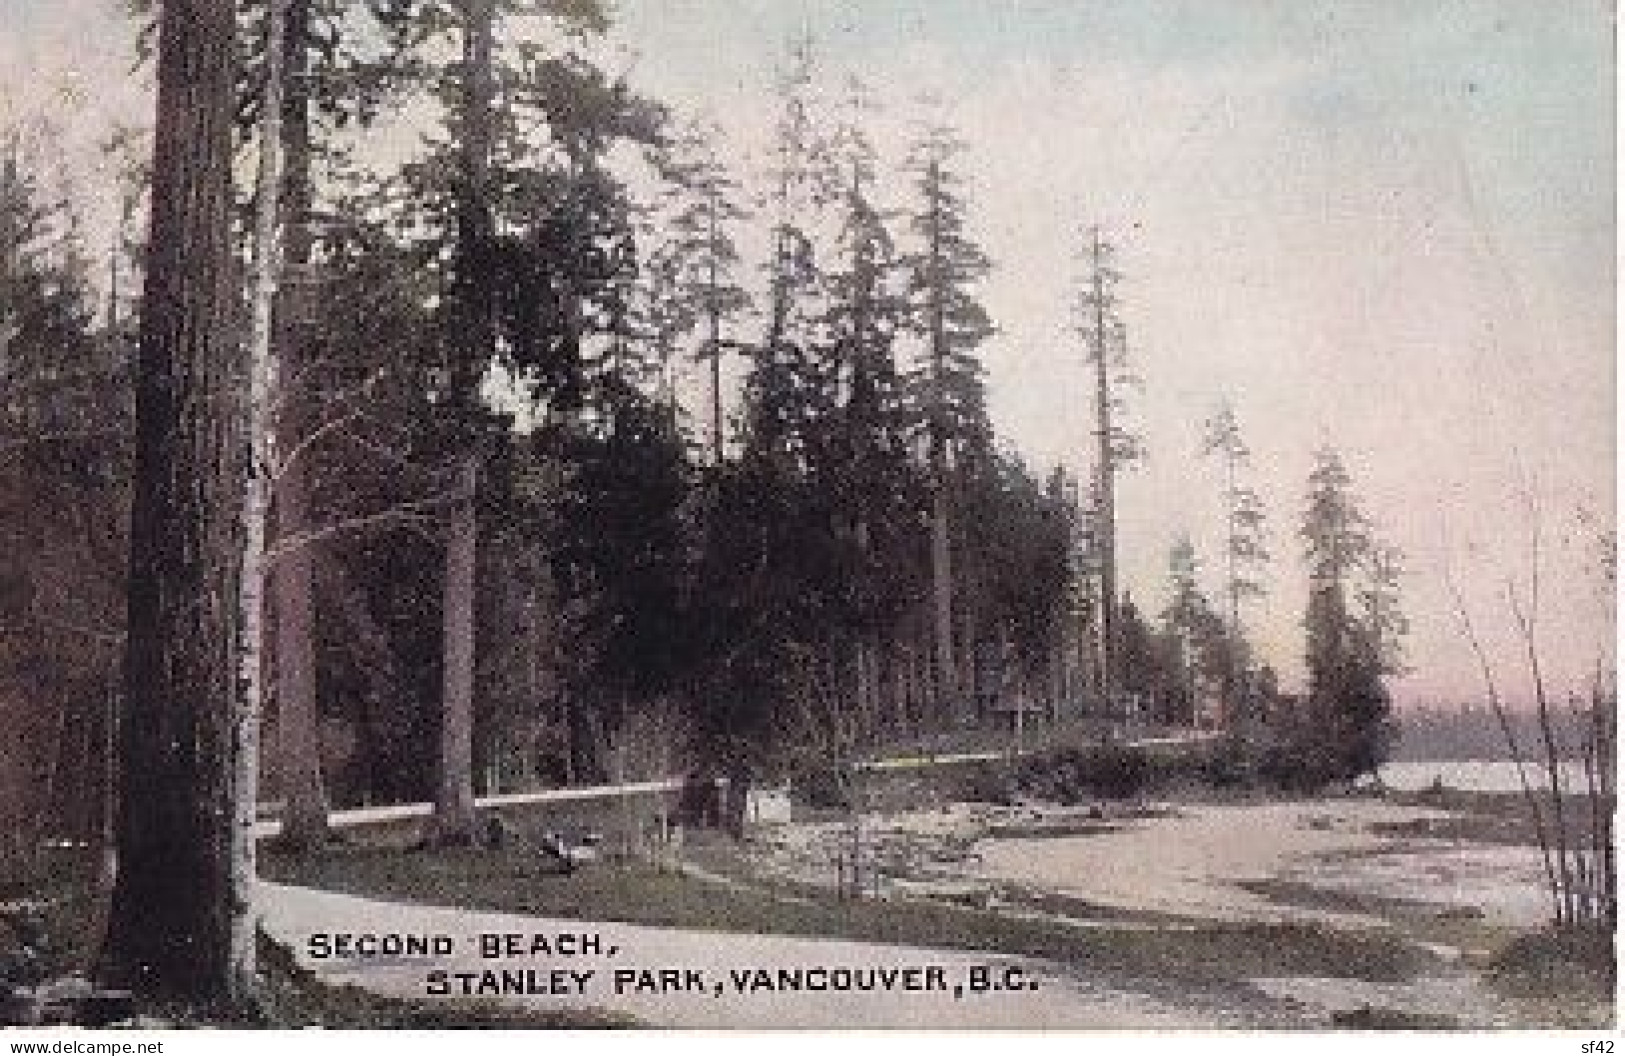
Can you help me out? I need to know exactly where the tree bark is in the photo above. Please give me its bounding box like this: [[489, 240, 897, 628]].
[[957, 604, 977, 724], [433, 456, 480, 842], [99, 0, 243, 1004], [272, 0, 330, 850], [926, 159, 957, 730], [707, 189, 725, 466], [430, 0, 495, 847], [888, 635, 910, 736], [274, 466, 327, 841], [1088, 229, 1118, 708], [229, 0, 293, 995]]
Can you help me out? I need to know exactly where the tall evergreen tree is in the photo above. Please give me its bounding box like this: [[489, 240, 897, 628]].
[[261, 0, 416, 850], [0, 144, 127, 878], [744, 33, 836, 463], [99, 0, 246, 1002], [958, 454, 1073, 718], [1076, 226, 1142, 706], [820, 78, 916, 739], [643, 119, 750, 461], [1160, 534, 1224, 726], [1299, 446, 1405, 780], [369, 0, 656, 837], [903, 116, 994, 727], [429, 0, 498, 846], [268, 0, 330, 851], [494, 38, 665, 784], [1201, 400, 1268, 634], [550, 376, 692, 780], [691, 35, 840, 788], [1201, 399, 1268, 726]]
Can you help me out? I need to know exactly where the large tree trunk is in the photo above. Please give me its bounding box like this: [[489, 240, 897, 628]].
[[274, 467, 327, 842], [888, 634, 910, 736], [319, 554, 401, 802], [1089, 230, 1118, 705], [930, 485, 955, 728], [272, 0, 329, 850], [707, 193, 725, 465], [230, 0, 293, 995], [99, 0, 244, 1004], [957, 604, 978, 724], [430, 0, 495, 847], [433, 456, 480, 842], [854, 638, 877, 747], [924, 159, 957, 731]]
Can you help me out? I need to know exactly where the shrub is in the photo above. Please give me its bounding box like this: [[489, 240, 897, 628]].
[[1199, 736, 1265, 788], [793, 765, 851, 811], [1084, 743, 1152, 799], [1491, 924, 1616, 994], [1258, 734, 1345, 793], [958, 760, 1016, 805], [1016, 743, 1152, 801]]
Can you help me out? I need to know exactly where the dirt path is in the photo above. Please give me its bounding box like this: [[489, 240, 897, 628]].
[[258, 882, 1263, 1028]]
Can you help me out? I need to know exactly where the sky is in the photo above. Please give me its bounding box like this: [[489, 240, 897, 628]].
[[0, 0, 1614, 707]]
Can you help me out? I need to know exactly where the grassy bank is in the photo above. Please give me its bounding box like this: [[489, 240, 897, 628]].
[[1382, 786, 1612, 848], [0, 849, 632, 1028], [263, 837, 1436, 992]]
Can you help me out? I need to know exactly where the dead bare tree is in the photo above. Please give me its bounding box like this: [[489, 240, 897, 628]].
[[1446, 572, 1561, 921], [1445, 498, 1616, 932]]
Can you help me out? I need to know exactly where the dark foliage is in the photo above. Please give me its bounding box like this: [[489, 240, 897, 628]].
[[1016, 743, 1153, 802]]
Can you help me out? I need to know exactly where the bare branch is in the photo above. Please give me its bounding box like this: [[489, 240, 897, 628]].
[[1444, 565, 1560, 920], [271, 405, 366, 481], [263, 487, 461, 566], [1506, 488, 1580, 925], [270, 367, 390, 477]]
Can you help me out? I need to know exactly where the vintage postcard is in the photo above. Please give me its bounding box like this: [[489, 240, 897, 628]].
[[0, 0, 1614, 1035]]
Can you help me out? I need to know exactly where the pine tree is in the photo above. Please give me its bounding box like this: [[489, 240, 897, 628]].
[[689, 35, 840, 790], [499, 46, 665, 783], [1160, 535, 1224, 727], [744, 33, 836, 464], [958, 454, 1073, 720], [1201, 400, 1268, 632], [1076, 226, 1142, 706], [821, 78, 916, 741], [263, 0, 413, 850], [643, 119, 750, 462], [1049, 468, 1100, 717], [426, 0, 499, 846], [99, 0, 246, 1002], [1201, 399, 1268, 726], [0, 142, 127, 889], [1299, 446, 1404, 781], [268, 0, 329, 850], [550, 377, 692, 771], [903, 115, 994, 728], [369, 0, 656, 835]]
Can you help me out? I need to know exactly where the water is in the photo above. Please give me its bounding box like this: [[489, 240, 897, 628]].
[[1379, 759, 1598, 795]]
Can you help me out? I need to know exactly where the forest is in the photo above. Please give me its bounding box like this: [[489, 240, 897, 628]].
[[5, 0, 1555, 1018]]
